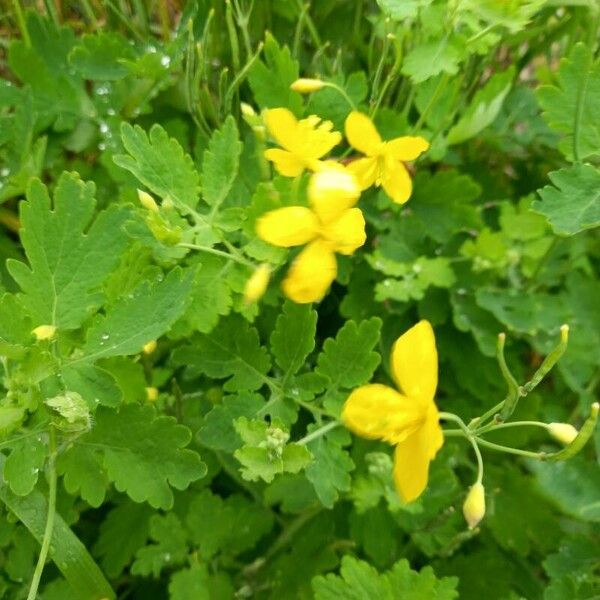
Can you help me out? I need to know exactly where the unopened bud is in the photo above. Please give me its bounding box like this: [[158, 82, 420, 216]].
[[241, 102, 256, 117], [463, 482, 485, 529], [244, 264, 271, 304], [32, 325, 57, 341], [143, 340, 157, 354], [146, 387, 159, 401], [548, 422, 578, 445], [45, 391, 91, 433], [138, 189, 159, 212], [290, 78, 325, 93]]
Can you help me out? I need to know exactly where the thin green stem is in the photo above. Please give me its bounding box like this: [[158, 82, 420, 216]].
[[178, 242, 254, 268], [414, 73, 449, 131], [474, 437, 545, 459], [12, 0, 30, 46], [27, 427, 57, 600], [297, 421, 340, 445], [475, 420, 551, 436], [322, 82, 357, 110], [439, 412, 483, 483], [470, 402, 503, 430]]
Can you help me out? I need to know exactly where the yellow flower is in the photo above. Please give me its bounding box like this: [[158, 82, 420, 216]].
[[342, 320, 443, 502], [143, 340, 157, 354], [344, 111, 429, 204], [244, 264, 271, 304], [32, 324, 57, 341], [463, 482, 486, 529], [264, 108, 342, 176], [256, 168, 365, 303]]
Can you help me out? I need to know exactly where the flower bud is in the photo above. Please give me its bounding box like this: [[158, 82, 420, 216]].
[[244, 264, 271, 304], [143, 340, 157, 354], [45, 391, 91, 433], [32, 324, 57, 341], [146, 387, 159, 402], [138, 189, 159, 213], [548, 422, 578, 445], [240, 102, 256, 117], [463, 482, 485, 529], [290, 78, 325, 93]]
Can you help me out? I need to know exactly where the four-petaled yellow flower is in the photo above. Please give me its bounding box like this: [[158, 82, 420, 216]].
[[264, 108, 342, 176], [256, 169, 365, 303], [342, 320, 443, 502], [345, 111, 429, 205]]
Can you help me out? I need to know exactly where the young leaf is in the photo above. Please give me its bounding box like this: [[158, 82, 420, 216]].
[[537, 43, 600, 162], [201, 116, 242, 209], [447, 68, 514, 145], [3, 437, 46, 496], [248, 33, 303, 115], [305, 426, 354, 509], [198, 393, 264, 452], [401, 40, 463, 84], [114, 123, 200, 208], [316, 318, 382, 389], [7, 173, 130, 329], [169, 565, 234, 600], [534, 164, 600, 235], [270, 301, 318, 381], [312, 555, 459, 599], [172, 315, 271, 392], [78, 267, 193, 363], [78, 404, 206, 509], [57, 445, 108, 508], [69, 31, 136, 80]]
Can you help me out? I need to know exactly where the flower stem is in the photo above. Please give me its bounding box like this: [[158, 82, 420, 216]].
[[27, 426, 57, 600], [178, 242, 253, 267], [474, 437, 545, 460], [297, 421, 340, 445], [440, 412, 483, 483]]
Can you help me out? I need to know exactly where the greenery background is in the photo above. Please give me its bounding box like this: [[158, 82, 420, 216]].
[[0, 0, 599, 598]]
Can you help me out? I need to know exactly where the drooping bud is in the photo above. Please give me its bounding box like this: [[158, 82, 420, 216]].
[[146, 387, 159, 402], [463, 482, 486, 529], [548, 422, 578, 445], [244, 264, 271, 304], [143, 340, 157, 354], [32, 325, 57, 341], [138, 189, 159, 212], [290, 78, 325, 93]]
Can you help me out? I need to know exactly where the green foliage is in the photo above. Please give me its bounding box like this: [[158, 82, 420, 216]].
[[312, 556, 458, 599], [1, 3, 599, 599]]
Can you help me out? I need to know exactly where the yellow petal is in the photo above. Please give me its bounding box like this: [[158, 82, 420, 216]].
[[244, 264, 271, 304], [32, 324, 57, 341], [264, 148, 305, 177], [282, 240, 337, 303], [393, 406, 443, 502], [297, 116, 342, 160], [321, 208, 366, 255], [264, 108, 298, 150], [347, 157, 378, 190], [308, 168, 360, 224], [381, 155, 412, 204], [345, 111, 382, 156], [385, 136, 430, 161], [256, 207, 319, 247], [342, 384, 426, 444], [391, 320, 438, 403]]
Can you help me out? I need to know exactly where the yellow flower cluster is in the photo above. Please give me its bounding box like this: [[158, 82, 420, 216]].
[[255, 107, 429, 304]]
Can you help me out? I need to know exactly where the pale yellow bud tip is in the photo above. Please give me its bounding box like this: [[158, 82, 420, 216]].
[[240, 102, 256, 117], [143, 340, 157, 354], [548, 422, 578, 445], [290, 78, 325, 93], [560, 324, 569, 342], [244, 264, 271, 304], [463, 482, 485, 529], [137, 189, 159, 212], [146, 387, 159, 401], [32, 325, 57, 341]]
